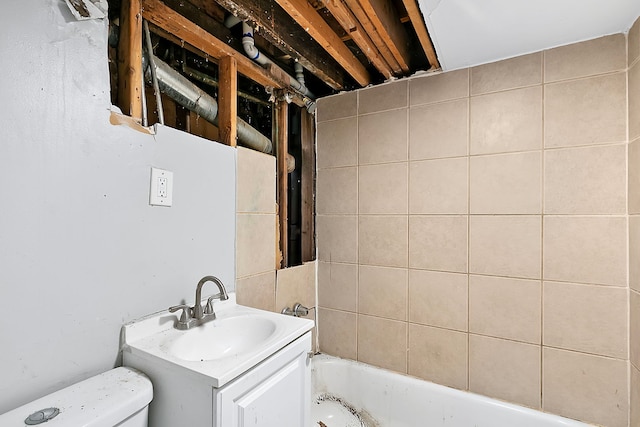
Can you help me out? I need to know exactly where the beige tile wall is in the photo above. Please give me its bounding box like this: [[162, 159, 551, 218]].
[[317, 31, 632, 426]]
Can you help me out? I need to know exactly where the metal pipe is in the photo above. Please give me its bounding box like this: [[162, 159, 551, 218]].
[[140, 72, 148, 127], [143, 20, 164, 125]]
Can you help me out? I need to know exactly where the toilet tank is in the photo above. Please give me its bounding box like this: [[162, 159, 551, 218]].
[[0, 367, 153, 427]]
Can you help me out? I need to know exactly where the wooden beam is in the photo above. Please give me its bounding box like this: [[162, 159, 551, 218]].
[[141, 0, 282, 89], [117, 0, 143, 120], [357, 0, 411, 73], [342, 0, 402, 74], [273, 0, 370, 86], [300, 108, 315, 263], [275, 100, 289, 268], [323, 0, 394, 79], [401, 0, 440, 69], [218, 56, 238, 147], [213, 0, 347, 90]]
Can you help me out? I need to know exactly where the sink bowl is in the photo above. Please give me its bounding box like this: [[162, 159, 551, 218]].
[[167, 315, 277, 361]]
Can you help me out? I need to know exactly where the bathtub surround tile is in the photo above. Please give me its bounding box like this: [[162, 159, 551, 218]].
[[544, 144, 626, 214], [236, 271, 276, 312], [359, 216, 408, 268], [358, 315, 407, 373], [358, 109, 408, 165], [236, 147, 276, 214], [543, 348, 628, 427], [632, 216, 640, 292], [470, 151, 541, 214], [317, 118, 358, 169], [471, 52, 542, 95], [318, 308, 357, 360], [408, 324, 468, 390], [236, 213, 276, 278], [318, 262, 358, 312], [359, 163, 408, 214], [631, 17, 640, 67], [408, 270, 467, 331], [409, 216, 468, 273], [275, 262, 315, 314], [317, 167, 358, 215], [631, 63, 640, 141], [359, 265, 408, 321], [469, 216, 541, 279], [544, 34, 626, 83], [544, 73, 627, 148], [543, 216, 627, 286], [409, 69, 469, 106], [317, 215, 358, 263], [409, 99, 468, 160], [409, 158, 468, 214], [543, 282, 627, 358], [633, 366, 640, 427], [470, 86, 542, 155], [317, 91, 357, 122], [469, 335, 541, 409], [469, 275, 541, 344], [632, 290, 640, 369], [631, 139, 640, 214], [359, 81, 408, 114]]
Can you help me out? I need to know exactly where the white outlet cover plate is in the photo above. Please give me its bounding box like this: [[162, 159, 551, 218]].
[[149, 167, 173, 207]]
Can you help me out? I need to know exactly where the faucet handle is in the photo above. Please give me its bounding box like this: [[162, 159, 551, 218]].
[[169, 304, 193, 323], [204, 297, 215, 315]]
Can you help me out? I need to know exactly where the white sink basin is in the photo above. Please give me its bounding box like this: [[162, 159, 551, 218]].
[[167, 314, 278, 361], [122, 294, 314, 388]]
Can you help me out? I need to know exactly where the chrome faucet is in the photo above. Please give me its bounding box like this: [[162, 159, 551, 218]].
[[169, 275, 229, 330]]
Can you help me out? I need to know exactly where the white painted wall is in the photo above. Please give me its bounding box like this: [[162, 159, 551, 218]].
[[0, 0, 236, 413]]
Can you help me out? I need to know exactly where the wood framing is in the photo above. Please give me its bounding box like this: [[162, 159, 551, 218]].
[[275, 100, 289, 268], [218, 56, 238, 147], [401, 0, 440, 69], [300, 109, 315, 263], [273, 0, 371, 86], [117, 0, 143, 120]]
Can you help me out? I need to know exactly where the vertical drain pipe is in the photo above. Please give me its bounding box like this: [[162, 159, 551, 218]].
[[143, 20, 164, 125]]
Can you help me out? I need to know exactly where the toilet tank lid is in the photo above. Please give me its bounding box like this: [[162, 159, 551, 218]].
[[0, 367, 153, 427]]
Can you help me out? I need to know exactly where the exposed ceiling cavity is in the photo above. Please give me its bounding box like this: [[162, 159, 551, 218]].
[[419, 0, 640, 71]]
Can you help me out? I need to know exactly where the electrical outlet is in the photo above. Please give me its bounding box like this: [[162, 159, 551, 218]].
[[150, 167, 173, 207]]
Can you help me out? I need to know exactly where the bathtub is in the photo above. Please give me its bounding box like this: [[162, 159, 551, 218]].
[[311, 354, 592, 427]]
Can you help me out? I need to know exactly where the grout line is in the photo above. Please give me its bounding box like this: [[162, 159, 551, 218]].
[[467, 68, 472, 391], [541, 50, 546, 407]]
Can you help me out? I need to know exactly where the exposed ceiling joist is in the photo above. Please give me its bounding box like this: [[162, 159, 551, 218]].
[[401, 0, 439, 69], [273, 0, 371, 86]]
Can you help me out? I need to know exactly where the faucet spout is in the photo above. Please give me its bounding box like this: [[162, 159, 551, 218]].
[[193, 275, 229, 320]]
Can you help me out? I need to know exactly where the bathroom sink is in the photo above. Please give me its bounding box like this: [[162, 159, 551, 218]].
[[167, 314, 278, 361], [122, 294, 314, 388]]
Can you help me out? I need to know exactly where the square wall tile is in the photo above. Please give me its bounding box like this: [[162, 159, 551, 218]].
[[470, 151, 541, 214], [409, 216, 468, 273], [409, 324, 468, 390], [543, 216, 627, 286], [359, 216, 408, 268], [409, 270, 468, 331], [359, 265, 407, 321], [469, 275, 541, 344], [359, 163, 408, 214], [237, 147, 275, 213], [359, 80, 407, 114], [470, 86, 542, 155], [631, 63, 640, 141], [318, 262, 357, 312], [632, 291, 640, 369], [543, 281, 627, 358], [543, 348, 628, 427], [317, 118, 358, 169], [630, 16, 640, 67], [318, 308, 357, 359], [469, 216, 541, 279], [544, 34, 626, 82], [358, 315, 407, 373], [410, 69, 469, 106], [545, 144, 626, 214], [317, 215, 358, 263], [469, 335, 541, 409], [317, 167, 357, 214], [409, 99, 468, 161], [237, 213, 276, 278], [544, 73, 627, 148], [236, 271, 276, 312], [317, 92, 357, 122], [471, 52, 542, 95], [409, 157, 468, 214], [632, 366, 640, 427], [631, 139, 640, 214], [632, 216, 640, 292], [358, 109, 408, 165], [275, 262, 315, 313]]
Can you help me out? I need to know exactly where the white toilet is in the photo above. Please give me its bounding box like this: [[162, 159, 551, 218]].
[[0, 367, 153, 426]]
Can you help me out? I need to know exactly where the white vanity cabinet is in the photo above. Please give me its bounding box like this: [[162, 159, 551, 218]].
[[123, 331, 312, 427]]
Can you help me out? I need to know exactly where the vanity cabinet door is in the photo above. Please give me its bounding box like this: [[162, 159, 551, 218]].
[[215, 332, 311, 427]]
